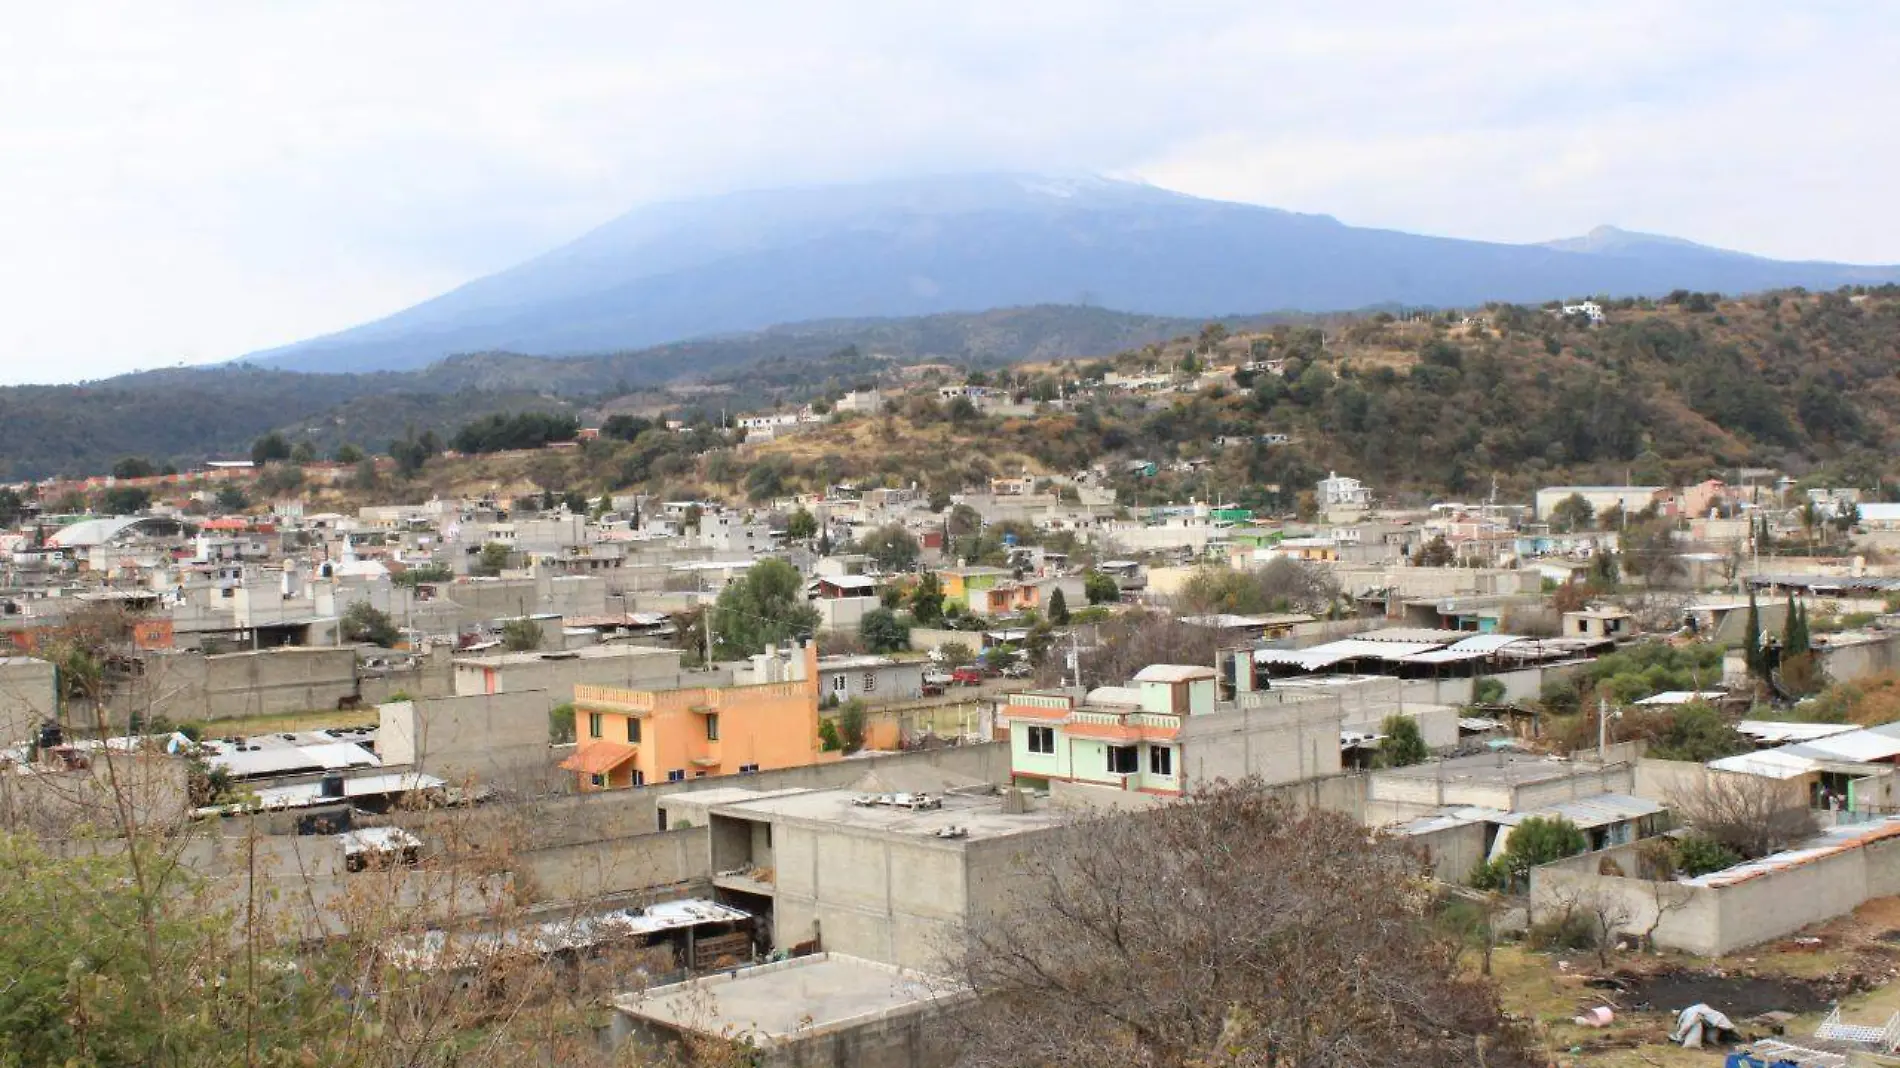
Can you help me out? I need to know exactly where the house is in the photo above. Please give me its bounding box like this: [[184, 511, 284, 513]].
[[452, 644, 685, 697], [1534, 486, 1667, 522], [1000, 664, 1344, 799], [1317, 471, 1371, 511], [936, 566, 1039, 617], [562, 641, 826, 791], [745, 648, 927, 705], [1560, 301, 1605, 324], [1562, 606, 1634, 641], [684, 775, 1069, 971]]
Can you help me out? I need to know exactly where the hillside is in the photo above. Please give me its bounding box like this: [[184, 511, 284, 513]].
[[0, 306, 1226, 479], [601, 288, 1900, 508], [245, 173, 1900, 374]]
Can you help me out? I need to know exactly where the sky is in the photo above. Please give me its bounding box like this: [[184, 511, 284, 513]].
[[3, 1, 1896, 384]]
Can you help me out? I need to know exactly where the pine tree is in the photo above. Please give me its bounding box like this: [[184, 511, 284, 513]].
[[1781, 595, 1798, 654], [1743, 592, 1762, 679], [1790, 600, 1811, 656], [1048, 587, 1070, 625]]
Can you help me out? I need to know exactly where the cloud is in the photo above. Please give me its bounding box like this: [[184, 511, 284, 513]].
[[0, 1, 1894, 382]]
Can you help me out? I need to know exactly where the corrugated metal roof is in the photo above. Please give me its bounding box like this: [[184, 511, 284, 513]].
[[1255, 639, 1444, 670], [1737, 720, 1859, 745], [1785, 730, 1900, 764], [1496, 792, 1663, 830], [1446, 634, 1533, 654], [1686, 817, 1900, 888], [1708, 749, 1819, 780], [1634, 690, 1729, 706]]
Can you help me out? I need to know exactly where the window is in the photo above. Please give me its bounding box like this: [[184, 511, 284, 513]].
[[1025, 725, 1055, 755], [667, 769, 686, 783], [589, 773, 604, 788], [739, 763, 760, 774], [832, 675, 847, 693], [587, 712, 603, 738], [1106, 745, 1138, 775], [1149, 745, 1173, 778], [863, 672, 877, 693], [626, 717, 641, 743], [632, 769, 645, 787], [705, 713, 720, 741]]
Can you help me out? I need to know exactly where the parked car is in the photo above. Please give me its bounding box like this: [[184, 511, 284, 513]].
[[951, 666, 986, 686], [922, 669, 954, 686], [1000, 662, 1032, 679]]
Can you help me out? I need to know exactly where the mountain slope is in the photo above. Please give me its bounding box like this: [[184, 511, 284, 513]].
[[247, 174, 1900, 373]]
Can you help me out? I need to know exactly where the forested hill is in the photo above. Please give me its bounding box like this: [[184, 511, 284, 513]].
[[0, 305, 1250, 480], [718, 288, 1900, 507]]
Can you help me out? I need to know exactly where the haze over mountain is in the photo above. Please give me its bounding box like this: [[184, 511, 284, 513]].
[[248, 173, 1900, 374]]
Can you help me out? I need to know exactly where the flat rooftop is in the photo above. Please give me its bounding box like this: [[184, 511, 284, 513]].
[[453, 644, 680, 667], [1374, 752, 1610, 788], [616, 953, 960, 1043], [711, 786, 1066, 843]]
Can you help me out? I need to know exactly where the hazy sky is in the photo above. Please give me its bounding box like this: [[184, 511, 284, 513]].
[[3, 2, 1895, 384]]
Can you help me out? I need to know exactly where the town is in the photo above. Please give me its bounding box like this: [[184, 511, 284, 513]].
[[9, 293, 1900, 1066]]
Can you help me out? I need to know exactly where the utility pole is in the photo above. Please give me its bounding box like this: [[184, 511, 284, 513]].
[[1597, 696, 1621, 762]]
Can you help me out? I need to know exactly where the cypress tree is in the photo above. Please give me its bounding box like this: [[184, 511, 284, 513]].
[[1781, 596, 1799, 654], [1743, 592, 1762, 679]]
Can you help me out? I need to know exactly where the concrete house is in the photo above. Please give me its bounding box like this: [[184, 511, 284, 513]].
[[563, 642, 827, 791], [1000, 664, 1345, 800]]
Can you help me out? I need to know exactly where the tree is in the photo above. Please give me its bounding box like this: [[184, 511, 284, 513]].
[[341, 600, 400, 647], [937, 641, 974, 670], [111, 456, 156, 480], [472, 541, 511, 577], [711, 558, 821, 656], [859, 607, 910, 653], [101, 485, 150, 515], [333, 442, 365, 465], [946, 503, 983, 541], [1047, 587, 1070, 625], [1376, 715, 1429, 767], [600, 413, 652, 442], [1641, 702, 1748, 762], [389, 429, 440, 477], [393, 562, 453, 588], [0, 488, 23, 528], [501, 617, 544, 652], [1549, 492, 1595, 533], [1474, 815, 1587, 891], [786, 506, 818, 541], [250, 431, 292, 466], [858, 523, 920, 572], [1743, 591, 1763, 679], [1176, 561, 1338, 615], [213, 485, 249, 513], [1083, 570, 1120, 605], [351, 456, 381, 492], [1413, 535, 1457, 567], [957, 782, 1530, 1068], [836, 698, 868, 753], [549, 702, 577, 743], [1667, 771, 1818, 859], [1784, 597, 1811, 656], [909, 573, 945, 625], [289, 441, 317, 465]]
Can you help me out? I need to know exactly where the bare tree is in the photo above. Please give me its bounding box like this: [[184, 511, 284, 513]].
[[952, 780, 1534, 1067], [1667, 770, 1818, 859], [1041, 608, 1220, 688]]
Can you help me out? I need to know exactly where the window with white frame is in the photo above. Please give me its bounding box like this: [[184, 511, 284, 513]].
[[863, 672, 876, 692], [1149, 745, 1173, 778], [1025, 725, 1055, 755], [832, 675, 847, 693]]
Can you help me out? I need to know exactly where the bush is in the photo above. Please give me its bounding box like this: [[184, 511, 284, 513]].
[[1527, 911, 1598, 952], [1083, 571, 1121, 605], [1673, 832, 1741, 877], [1473, 677, 1506, 704], [549, 703, 576, 744], [818, 719, 843, 752], [859, 608, 910, 654], [341, 601, 400, 647], [501, 617, 544, 652], [1375, 715, 1429, 768]]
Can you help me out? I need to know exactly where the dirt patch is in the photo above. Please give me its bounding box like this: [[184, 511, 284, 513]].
[[1616, 968, 1848, 1018]]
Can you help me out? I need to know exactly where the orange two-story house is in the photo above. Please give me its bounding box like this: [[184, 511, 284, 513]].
[[561, 641, 827, 790]]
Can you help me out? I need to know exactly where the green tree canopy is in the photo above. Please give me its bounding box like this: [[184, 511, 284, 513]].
[[786, 506, 819, 541], [1084, 570, 1121, 605], [341, 601, 400, 647], [859, 523, 920, 572], [1376, 715, 1429, 767], [1048, 586, 1071, 625], [712, 558, 821, 656], [859, 607, 910, 653], [501, 617, 544, 652]]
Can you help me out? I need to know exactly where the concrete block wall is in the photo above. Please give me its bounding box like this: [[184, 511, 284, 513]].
[[515, 826, 708, 904], [0, 657, 56, 746]]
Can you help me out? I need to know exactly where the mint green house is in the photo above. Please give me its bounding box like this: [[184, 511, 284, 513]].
[[1002, 664, 1218, 798]]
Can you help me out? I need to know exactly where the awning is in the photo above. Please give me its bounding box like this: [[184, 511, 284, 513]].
[[560, 742, 640, 776]]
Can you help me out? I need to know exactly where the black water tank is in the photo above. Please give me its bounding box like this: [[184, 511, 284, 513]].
[[37, 720, 63, 750]]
